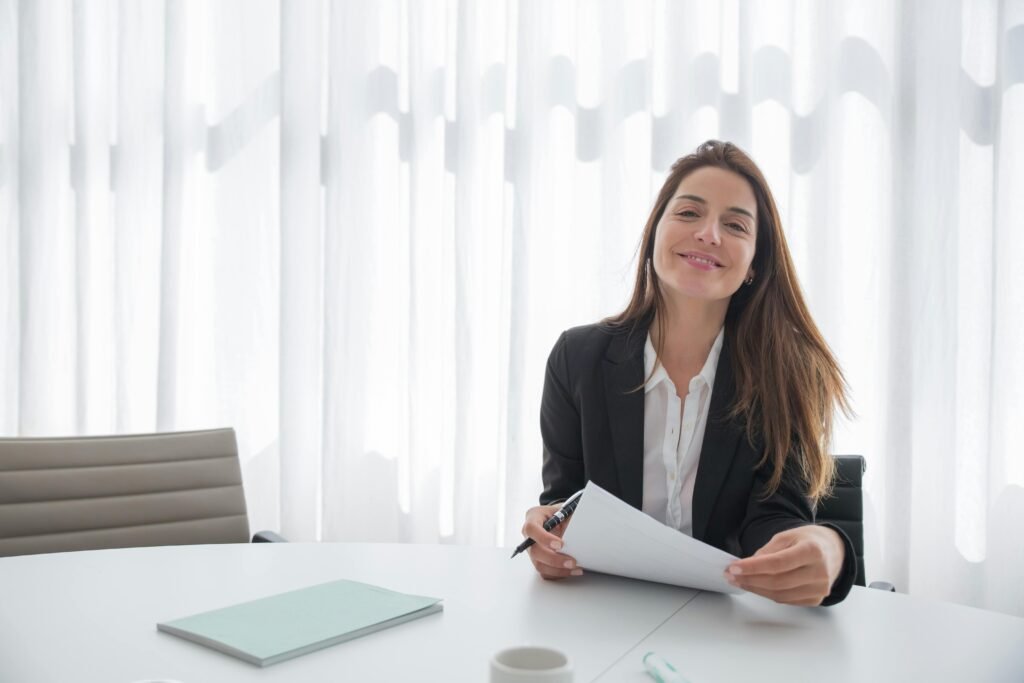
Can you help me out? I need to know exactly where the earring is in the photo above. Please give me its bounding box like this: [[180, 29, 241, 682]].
[[744, 276, 754, 286]]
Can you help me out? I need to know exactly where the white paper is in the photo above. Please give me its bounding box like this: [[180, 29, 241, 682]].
[[560, 481, 744, 594]]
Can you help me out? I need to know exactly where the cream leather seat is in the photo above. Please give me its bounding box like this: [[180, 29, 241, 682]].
[[0, 428, 259, 557]]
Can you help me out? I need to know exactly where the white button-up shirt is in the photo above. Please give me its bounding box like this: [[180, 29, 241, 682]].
[[641, 328, 724, 536]]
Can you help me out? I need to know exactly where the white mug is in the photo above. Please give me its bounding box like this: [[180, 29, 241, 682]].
[[490, 646, 573, 683]]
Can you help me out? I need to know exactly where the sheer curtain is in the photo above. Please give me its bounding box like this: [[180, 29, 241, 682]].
[[1, 0, 1022, 615]]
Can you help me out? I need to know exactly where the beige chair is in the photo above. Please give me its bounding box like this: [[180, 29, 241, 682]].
[[0, 427, 279, 558]]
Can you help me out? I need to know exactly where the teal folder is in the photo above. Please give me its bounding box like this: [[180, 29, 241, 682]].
[[157, 579, 443, 667]]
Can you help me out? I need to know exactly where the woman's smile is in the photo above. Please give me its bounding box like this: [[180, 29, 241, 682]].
[[678, 251, 723, 270]]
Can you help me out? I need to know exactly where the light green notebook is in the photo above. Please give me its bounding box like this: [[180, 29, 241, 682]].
[[157, 579, 443, 667]]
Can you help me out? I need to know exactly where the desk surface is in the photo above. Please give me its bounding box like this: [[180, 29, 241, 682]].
[[1, 543, 1022, 682], [603, 585, 1024, 682]]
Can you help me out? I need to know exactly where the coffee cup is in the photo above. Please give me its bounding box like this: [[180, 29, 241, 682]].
[[490, 646, 573, 682]]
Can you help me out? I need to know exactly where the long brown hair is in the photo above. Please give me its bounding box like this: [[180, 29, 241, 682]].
[[606, 140, 851, 503]]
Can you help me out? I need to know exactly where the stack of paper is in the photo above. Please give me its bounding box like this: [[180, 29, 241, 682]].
[[560, 481, 743, 594], [157, 579, 443, 667]]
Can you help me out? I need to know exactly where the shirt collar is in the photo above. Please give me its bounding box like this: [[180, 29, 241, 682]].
[[644, 327, 726, 394], [643, 334, 669, 392]]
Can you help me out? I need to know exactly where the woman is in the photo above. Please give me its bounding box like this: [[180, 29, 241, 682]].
[[522, 140, 856, 606]]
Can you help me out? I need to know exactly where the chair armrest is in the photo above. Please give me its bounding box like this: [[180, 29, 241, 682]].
[[868, 581, 896, 592], [251, 530, 288, 543]]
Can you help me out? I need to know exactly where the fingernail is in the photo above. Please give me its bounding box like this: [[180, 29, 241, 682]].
[[728, 566, 742, 575], [570, 569, 583, 576], [724, 574, 738, 586], [550, 541, 563, 550], [563, 560, 574, 569]]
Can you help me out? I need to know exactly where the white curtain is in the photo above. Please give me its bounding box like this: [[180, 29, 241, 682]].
[[1, 0, 1022, 615]]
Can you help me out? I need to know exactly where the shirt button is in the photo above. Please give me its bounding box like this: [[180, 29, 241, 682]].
[[668, 471, 675, 480]]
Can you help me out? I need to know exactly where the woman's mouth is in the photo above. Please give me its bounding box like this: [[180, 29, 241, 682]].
[[678, 253, 722, 270]]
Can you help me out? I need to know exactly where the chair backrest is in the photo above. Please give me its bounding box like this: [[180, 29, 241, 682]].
[[0, 428, 250, 557], [816, 455, 866, 587]]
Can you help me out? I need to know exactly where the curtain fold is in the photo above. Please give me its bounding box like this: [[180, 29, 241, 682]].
[[1, 0, 1022, 615], [279, 0, 323, 540]]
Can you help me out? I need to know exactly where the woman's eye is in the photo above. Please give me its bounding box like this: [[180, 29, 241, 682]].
[[677, 210, 699, 218], [727, 222, 748, 232]]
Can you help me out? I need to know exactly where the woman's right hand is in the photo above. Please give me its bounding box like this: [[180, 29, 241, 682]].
[[522, 504, 583, 580]]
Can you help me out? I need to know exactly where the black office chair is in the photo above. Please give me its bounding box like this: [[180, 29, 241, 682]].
[[816, 455, 894, 591]]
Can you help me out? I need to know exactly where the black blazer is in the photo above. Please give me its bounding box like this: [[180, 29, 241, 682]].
[[539, 322, 856, 605]]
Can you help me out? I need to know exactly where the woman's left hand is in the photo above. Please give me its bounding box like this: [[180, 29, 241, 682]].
[[724, 525, 845, 606]]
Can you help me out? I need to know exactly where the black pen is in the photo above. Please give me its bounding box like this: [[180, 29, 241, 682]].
[[510, 489, 584, 559]]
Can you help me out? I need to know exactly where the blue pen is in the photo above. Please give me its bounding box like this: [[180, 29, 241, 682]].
[[643, 652, 690, 683]]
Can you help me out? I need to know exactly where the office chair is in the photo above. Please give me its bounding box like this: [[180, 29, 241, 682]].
[[816, 454, 894, 591], [0, 427, 283, 558]]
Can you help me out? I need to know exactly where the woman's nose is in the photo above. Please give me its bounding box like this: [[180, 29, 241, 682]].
[[694, 218, 721, 246]]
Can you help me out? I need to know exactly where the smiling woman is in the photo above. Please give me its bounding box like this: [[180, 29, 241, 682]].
[[652, 167, 758, 303], [520, 140, 856, 607]]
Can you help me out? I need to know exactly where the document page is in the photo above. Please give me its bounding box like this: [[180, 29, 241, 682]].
[[560, 481, 744, 594]]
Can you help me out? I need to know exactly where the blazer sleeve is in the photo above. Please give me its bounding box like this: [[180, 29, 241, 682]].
[[739, 454, 858, 606], [539, 331, 585, 505]]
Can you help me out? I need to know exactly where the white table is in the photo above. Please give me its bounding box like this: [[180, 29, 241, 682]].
[[601, 585, 1024, 682], [0, 543, 695, 682], [1, 543, 1022, 682]]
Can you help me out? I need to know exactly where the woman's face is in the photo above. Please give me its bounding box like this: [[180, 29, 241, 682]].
[[652, 166, 758, 307]]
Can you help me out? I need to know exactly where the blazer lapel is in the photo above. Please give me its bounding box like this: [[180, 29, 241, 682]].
[[691, 343, 743, 542], [602, 327, 646, 510]]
